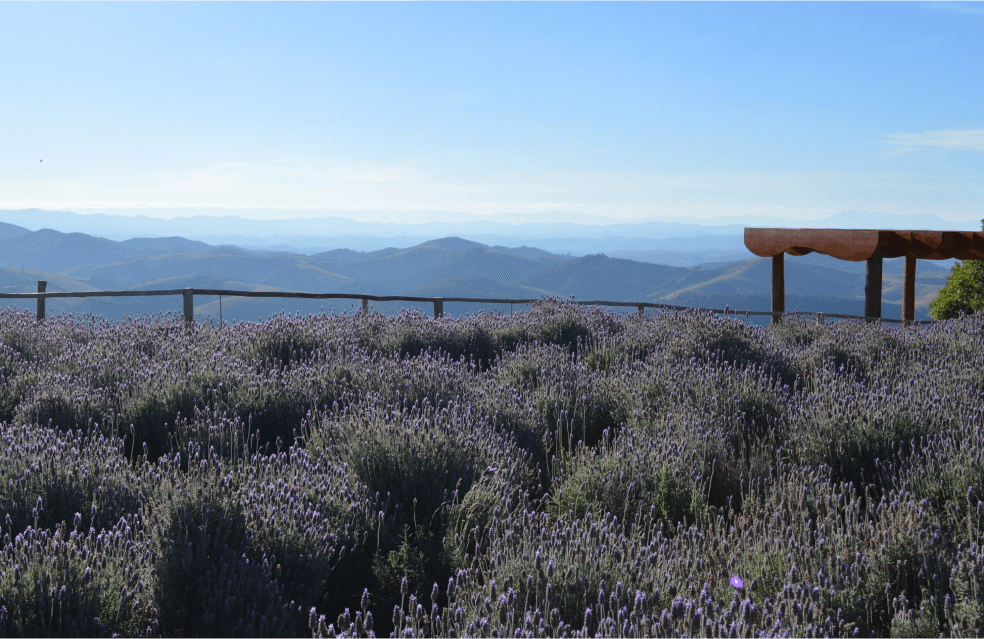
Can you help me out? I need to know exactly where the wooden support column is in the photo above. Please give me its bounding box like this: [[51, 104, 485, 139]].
[[37, 280, 46, 321], [771, 253, 784, 325], [902, 255, 916, 322], [433, 299, 443, 318], [183, 289, 194, 324], [362, 297, 369, 314], [864, 246, 883, 321]]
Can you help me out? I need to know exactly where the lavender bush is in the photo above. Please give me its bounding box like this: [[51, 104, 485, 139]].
[[0, 301, 981, 637]]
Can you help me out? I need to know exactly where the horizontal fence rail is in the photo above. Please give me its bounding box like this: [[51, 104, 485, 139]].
[[1, 281, 936, 326]]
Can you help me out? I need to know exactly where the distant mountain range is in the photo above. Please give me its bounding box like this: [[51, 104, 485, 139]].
[[0, 208, 978, 265], [0, 220, 952, 324]]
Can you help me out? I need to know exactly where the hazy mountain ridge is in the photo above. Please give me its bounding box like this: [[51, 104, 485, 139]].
[[0, 220, 952, 322], [2, 208, 978, 259]]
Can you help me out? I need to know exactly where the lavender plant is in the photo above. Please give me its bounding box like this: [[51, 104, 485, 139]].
[[0, 303, 981, 637]]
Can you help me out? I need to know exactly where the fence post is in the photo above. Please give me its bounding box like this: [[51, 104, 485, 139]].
[[638, 304, 645, 315], [37, 281, 46, 320], [433, 299, 443, 318], [183, 289, 194, 324], [362, 298, 369, 314]]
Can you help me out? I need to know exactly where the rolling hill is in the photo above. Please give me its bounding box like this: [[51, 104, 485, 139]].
[[0, 223, 953, 323]]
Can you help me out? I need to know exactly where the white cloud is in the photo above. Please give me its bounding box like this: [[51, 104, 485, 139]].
[[882, 128, 984, 153]]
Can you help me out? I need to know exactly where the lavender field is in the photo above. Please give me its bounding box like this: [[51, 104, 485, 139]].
[[0, 301, 981, 638]]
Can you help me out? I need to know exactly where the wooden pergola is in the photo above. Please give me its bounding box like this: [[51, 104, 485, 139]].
[[744, 228, 984, 324]]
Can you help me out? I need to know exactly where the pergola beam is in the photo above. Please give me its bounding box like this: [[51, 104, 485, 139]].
[[745, 227, 984, 323]]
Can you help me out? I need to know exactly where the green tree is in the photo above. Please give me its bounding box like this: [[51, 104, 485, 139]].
[[928, 220, 984, 320]]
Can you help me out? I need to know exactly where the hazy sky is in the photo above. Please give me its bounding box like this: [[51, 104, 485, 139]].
[[1, 2, 982, 225]]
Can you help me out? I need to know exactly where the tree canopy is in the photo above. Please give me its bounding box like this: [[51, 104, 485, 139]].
[[928, 220, 984, 320]]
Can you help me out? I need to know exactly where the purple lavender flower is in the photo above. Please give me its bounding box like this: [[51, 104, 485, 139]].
[[730, 575, 744, 589]]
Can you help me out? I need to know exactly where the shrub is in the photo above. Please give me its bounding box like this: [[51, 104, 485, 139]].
[[143, 450, 302, 637], [0, 518, 157, 638], [0, 423, 146, 537], [929, 220, 984, 320], [2, 302, 984, 637], [546, 429, 709, 532]]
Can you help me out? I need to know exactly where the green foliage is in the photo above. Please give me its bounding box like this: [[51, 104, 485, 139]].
[[538, 392, 627, 455], [770, 315, 864, 390], [0, 346, 28, 423], [884, 422, 984, 531], [930, 259, 984, 320], [367, 309, 500, 370], [244, 324, 319, 366], [584, 342, 633, 373], [948, 551, 984, 637], [792, 413, 925, 488], [307, 401, 490, 633], [119, 385, 200, 461], [890, 607, 942, 638], [0, 425, 147, 538], [333, 417, 480, 538], [8, 302, 984, 637], [498, 357, 541, 391], [547, 431, 708, 534], [495, 299, 601, 355], [144, 456, 301, 637], [370, 527, 429, 613], [0, 521, 156, 638]]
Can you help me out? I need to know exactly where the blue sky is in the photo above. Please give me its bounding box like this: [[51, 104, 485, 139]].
[[1, 2, 981, 226]]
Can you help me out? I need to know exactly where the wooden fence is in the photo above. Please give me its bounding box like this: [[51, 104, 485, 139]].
[[1, 281, 936, 326]]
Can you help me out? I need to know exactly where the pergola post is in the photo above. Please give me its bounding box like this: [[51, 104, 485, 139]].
[[864, 246, 882, 320], [771, 253, 784, 325], [902, 255, 916, 322], [745, 229, 984, 324]]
